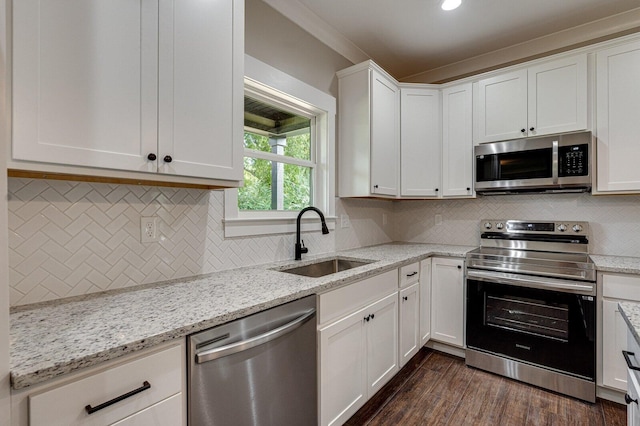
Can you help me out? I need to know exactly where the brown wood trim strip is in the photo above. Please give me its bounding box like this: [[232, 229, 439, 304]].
[[8, 169, 227, 190]]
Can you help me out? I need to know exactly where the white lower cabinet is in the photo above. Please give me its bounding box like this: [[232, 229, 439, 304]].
[[419, 258, 432, 346], [627, 330, 640, 426], [430, 257, 465, 348], [318, 270, 399, 426], [601, 273, 640, 392], [12, 342, 185, 426], [399, 282, 420, 367]]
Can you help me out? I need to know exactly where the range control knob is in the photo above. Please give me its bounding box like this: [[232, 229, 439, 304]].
[[496, 222, 504, 230], [557, 224, 567, 232], [484, 222, 493, 230], [572, 224, 583, 233]]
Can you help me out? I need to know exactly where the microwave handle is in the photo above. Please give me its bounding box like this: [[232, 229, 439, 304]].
[[552, 140, 559, 184]]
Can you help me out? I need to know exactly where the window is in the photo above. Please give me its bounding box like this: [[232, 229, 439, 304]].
[[240, 94, 314, 212], [224, 55, 335, 237]]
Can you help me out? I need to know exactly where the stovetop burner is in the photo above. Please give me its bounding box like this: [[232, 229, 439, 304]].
[[466, 219, 595, 282]]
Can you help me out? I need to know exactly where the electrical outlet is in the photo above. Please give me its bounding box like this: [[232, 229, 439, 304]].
[[341, 214, 351, 228], [140, 216, 159, 243]]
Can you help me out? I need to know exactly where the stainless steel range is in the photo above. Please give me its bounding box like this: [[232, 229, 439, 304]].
[[465, 219, 596, 402]]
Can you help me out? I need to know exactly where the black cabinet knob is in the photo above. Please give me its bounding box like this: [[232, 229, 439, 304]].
[[147, 153, 156, 161], [402, 296, 408, 301], [435, 188, 439, 192], [530, 127, 535, 131], [371, 314, 375, 320], [466, 187, 471, 191], [625, 393, 638, 405], [457, 265, 462, 269], [163, 155, 173, 163], [521, 128, 526, 133]]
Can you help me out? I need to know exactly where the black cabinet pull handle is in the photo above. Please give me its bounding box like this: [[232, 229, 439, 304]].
[[164, 155, 173, 163], [623, 350, 640, 371], [626, 393, 638, 405], [85, 381, 151, 415], [147, 153, 156, 161], [521, 128, 526, 133], [530, 127, 535, 131], [406, 272, 418, 277]]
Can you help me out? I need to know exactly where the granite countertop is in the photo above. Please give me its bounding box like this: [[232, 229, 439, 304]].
[[10, 242, 474, 390], [590, 255, 640, 275], [619, 301, 640, 348]]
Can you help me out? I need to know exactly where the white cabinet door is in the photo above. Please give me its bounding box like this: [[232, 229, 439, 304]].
[[400, 87, 441, 197], [12, 0, 158, 172], [319, 308, 367, 426], [442, 83, 474, 198], [596, 40, 640, 192], [365, 293, 399, 396], [419, 259, 432, 346], [399, 282, 420, 367], [157, 0, 243, 181], [602, 299, 629, 391], [370, 69, 400, 196], [431, 257, 465, 348], [527, 54, 587, 137], [476, 69, 528, 143]]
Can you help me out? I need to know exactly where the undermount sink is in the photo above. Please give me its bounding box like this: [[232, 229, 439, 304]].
[[278, 257, 374, 278]]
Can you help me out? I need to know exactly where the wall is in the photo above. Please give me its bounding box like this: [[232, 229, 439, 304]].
[[394, 193, 640, 256], [245, 0, 352, 97], [7, 179, 394, 306]]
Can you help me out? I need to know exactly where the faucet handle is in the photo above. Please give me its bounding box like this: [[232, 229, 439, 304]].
[[300, 240, 308, 254]]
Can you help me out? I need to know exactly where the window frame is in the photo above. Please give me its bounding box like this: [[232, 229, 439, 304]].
[[224, 55, 335, 237]]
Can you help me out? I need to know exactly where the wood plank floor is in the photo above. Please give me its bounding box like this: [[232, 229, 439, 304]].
[[346, 348, 627, 426]]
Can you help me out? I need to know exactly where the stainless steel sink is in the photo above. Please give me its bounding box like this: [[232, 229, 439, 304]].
[[278, 258, 373, 278]]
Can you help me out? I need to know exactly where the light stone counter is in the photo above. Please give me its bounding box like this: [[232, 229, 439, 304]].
[[591, 255, 640, 275], [10, 242, 474, 390], [619, 301, 640, 348]]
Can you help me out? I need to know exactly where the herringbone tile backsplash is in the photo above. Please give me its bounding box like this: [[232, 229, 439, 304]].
[[9, 177, 640, 306]]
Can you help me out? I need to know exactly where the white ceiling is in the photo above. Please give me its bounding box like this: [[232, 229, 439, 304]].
[[263, 0, 640, 82]]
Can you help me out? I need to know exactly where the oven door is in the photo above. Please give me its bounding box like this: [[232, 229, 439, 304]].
[[466, 269, 595, 381]]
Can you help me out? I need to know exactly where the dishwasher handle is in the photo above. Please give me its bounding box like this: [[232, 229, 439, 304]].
[[195, 308, 316, 364]]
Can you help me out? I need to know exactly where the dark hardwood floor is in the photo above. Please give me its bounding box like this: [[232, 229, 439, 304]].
[[346, 348, 627, 426]]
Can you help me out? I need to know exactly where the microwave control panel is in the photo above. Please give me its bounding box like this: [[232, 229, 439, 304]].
[[558, 144, 589, 177]]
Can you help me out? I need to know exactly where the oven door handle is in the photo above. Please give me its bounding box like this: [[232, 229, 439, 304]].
[[467, 269, 595, 295]]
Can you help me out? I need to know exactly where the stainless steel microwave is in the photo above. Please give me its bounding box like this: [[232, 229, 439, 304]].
[[474, 131, 592, 195]]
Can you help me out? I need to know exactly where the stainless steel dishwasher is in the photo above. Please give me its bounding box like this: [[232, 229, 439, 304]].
[[188, 295, 317, 426]]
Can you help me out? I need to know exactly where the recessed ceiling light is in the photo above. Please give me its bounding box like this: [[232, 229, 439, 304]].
[[441, 0, 461, 11]]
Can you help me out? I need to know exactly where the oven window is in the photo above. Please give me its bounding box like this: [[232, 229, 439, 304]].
[[485, 294, 569, 341]]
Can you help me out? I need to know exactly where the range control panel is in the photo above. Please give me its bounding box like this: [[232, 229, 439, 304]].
[[480, 219, 589, 235]]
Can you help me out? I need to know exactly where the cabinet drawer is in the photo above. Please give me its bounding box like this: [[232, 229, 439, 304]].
[[111, 393, 183, 426], [30, 345, 182, 426], [319, 269, 398, 325], [399, 262, 420, 288], [603, 273, 640, 300]]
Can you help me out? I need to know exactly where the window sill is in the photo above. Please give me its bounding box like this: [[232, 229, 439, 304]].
[[223, 216, 336, 238]]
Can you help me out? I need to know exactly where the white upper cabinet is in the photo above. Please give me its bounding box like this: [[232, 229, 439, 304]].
[[338, 62, 399, 198], [400, 86, 441, 197], [12, 0, 243, 183], [527, 55, 587, 137], [476, 69, 528, 143], [442, 83, 474, 197], [595, 39, 640, 193], [476, 54, 587, 143]]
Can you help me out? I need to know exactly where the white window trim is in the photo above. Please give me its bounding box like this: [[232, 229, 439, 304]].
[[224, 55, 336, 238]]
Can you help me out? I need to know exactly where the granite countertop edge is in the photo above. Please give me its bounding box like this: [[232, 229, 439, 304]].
[[10, 243, 475, 390]]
